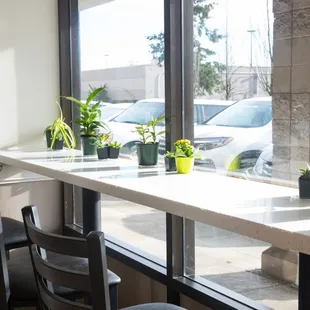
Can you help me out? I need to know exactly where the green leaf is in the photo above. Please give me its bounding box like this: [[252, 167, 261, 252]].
[[91, 102, 100, 112], [86, 87, 104, 104], [63, 96, 87, 110]]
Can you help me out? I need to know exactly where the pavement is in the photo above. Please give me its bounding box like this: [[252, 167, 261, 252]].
[[100, 194, 298, 310]]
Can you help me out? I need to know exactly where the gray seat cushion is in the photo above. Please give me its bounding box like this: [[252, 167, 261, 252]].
[[2, 217, 28, 249], [8, 247, 120, 302], [121, 303, 186, 310]]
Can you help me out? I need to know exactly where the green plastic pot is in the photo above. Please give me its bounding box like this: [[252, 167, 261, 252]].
[[45, 130, 63, 150], [299, 177, 310, 199], [175, 157, 194, 174], [97, 147, 109, 159], [165, 157, 176, 172], [45, 130, 52, 148], [109, 147, 120, 159], [52, 140, 63, 150], [81, 135, 97, 156], [136, 143, 159, 166]]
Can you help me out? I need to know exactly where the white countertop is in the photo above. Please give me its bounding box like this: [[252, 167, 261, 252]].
[[1, 146, 310, 255]]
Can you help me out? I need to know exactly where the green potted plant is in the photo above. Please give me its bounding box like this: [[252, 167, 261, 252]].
[[64, 87, 108, 155], [133, 116, 165, 166], [44, 101, 76, 150], [165, 139, 201, 174], [108, 141, 121, 159], [299, 164, 310, 199], [95, 133, 110, 160]]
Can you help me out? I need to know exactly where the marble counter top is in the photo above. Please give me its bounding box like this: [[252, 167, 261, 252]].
[[1, 146, 310, 255]]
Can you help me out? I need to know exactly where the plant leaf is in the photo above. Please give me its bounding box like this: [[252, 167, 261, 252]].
[[63, 96, 87, 110], [86, 87, 104, 104]]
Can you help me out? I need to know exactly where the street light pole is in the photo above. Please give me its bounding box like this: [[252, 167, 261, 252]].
[[104, 54, 109, 69], [247, 29, 256, 69], [247, 29, 256, 97]]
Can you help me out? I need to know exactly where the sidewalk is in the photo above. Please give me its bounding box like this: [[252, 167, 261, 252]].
[[101, 194, 298, 310]]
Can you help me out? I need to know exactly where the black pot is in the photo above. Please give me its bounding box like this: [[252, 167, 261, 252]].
[[136, 143, 159, 166], [81, 135, 97, 156], [109, 147, 120, 159], [97, 147, 109, 160], [45, 130, 52, 148], [52, 140, 64, 150], [299, 177, 310, 199], [165, 157, 176, 172]]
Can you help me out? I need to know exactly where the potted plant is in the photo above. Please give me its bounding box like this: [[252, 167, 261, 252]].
[[133, 116, 165, 166], [64, 87, 108, 155], [44, 101, 76, 150], [108, 141, 121, 159], [95, 133, 110, 160], [299, 164, 310, 199], [165, 139, 201, 174]]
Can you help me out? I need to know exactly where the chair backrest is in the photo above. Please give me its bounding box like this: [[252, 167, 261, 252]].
[[0, 217, 10, 310], [22, 205, 111, 310]]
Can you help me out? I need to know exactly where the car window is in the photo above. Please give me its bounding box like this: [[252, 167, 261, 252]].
[[194, 105, 198, 123], [205, 100, 271, 128], [199, 104, 228, 124], [100, 106, 125, 120], [113, 101, 164, 124]]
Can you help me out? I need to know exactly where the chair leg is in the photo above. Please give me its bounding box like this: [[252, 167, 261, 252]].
[[6, 250, 10, 261], [109, 285, 118, 310]]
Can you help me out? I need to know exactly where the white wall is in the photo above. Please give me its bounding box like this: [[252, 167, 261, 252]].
[[0, 0, 62, 233], [0, 0, 59, 147]]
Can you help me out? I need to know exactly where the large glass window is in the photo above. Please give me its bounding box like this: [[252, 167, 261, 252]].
[[69, 0, 308, 308], [184, 0, 300, 308], [78, 0, 166, 262]]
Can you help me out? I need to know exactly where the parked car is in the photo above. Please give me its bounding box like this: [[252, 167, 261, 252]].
[[100, 103, 133, 122], [106, 98, 234, 154], [193, 97, 272, 172], [246, 144, 273, 179]]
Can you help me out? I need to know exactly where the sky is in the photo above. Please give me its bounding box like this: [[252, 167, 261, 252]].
[[79, 0, 273, 71]]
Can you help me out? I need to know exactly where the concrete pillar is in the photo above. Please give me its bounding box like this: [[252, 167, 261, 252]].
[[262, 0, 310, 285]]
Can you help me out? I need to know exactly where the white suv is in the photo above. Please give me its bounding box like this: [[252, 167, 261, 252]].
[[193, 97, 272, 172], [107, 98, 234, 154]]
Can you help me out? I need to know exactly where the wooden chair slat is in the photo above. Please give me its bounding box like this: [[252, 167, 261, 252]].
[[32, 248, 91, 292]]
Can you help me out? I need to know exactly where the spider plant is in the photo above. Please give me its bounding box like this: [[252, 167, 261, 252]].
[[44, 101, 76, 149]]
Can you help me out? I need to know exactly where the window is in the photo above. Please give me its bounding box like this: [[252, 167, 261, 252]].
[[100, 103, 132, 122], [112, 100, 165, 124], [63, 0, 307, 308], [78, 0, 166, 262], [205, 99, 272, 128], [186, 0, 300, 308], [199, 104, 231, 124]]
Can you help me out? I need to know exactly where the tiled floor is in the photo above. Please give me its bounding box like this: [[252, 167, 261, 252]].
[[101, 194, 298, 310]]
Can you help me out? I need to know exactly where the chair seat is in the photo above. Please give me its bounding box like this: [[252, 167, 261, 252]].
[[8, 247, 121, 302], [121, 303, 186, 310], [2, 217, 28, 250]]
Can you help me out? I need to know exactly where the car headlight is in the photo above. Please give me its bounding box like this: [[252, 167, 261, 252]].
[[194, 137, 234, 151]]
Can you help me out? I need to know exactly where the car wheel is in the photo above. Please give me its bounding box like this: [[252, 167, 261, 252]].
[[121, 142, 138, 159], [129, 144, 137, 160]]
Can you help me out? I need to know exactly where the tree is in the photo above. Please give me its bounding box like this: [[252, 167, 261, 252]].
[[217, 66, 241, 100], [252, 0, 273, 95], [147, 0, 223, 96], [88, 84, 110, 102], [216, 5, 239, 101]]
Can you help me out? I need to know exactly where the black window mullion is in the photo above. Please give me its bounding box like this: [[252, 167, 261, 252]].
[[164, 0, 194, 305]]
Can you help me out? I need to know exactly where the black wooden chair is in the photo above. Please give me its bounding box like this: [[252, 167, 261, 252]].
[[2, 217, 28, 251], [22, 205, 186, 310], [0, 215, 120, 310]]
